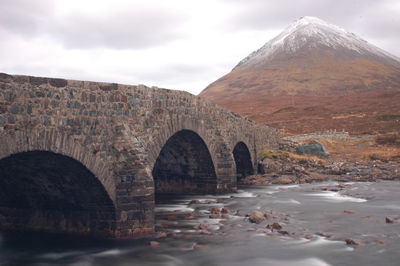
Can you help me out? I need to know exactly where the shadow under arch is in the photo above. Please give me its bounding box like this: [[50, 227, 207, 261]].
[[152, 129, 218, 195], [0, 151, 116, 237], [232, 141, 254, 181]]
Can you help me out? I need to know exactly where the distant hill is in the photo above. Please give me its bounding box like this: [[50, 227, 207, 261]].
[[200, 16, 400, 134]]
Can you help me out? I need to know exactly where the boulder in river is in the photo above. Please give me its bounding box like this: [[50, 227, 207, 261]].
[[386, 216, 396, 223], [221, 207, 232, 214], [345, 238, 365, 246], [249, 210, 265, 224], [210, 207, 220, 214], [267, 222, 282, 230]]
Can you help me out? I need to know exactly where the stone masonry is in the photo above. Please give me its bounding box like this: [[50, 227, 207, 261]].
[[0, 73, 280, 238]]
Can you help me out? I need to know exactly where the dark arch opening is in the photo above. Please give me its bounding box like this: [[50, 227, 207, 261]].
[[233, 142, 254, 181], [152, 130, 217, 195], [0, 151, 115, 237]]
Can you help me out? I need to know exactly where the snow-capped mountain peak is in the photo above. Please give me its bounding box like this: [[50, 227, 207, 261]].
[[234, 16, 400, 70]]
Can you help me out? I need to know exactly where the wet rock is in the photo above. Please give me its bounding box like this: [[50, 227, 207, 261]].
[[235, 210, 242, 216], [184, 215, 195, 220], [221, 207, 232, 214], [189, 200, 201, 204], [386, 216, 395, 223], [219, 220, 229, 225], [376, 240, 388, 245], [320, 186, 339, 192], [249, 210, 265, 224], [217, 198, 228, 203], [316, 232, 332, 238], [278, 230, 289, 235], [150, 241, 160, 247], [267, 222, 282, 230], [307, 172, 328, 182], [345, 238, 365, 246], [264, 213, 272, 219], [271, 175, 296, 185], [210, 207, 220, 214], [193, 244, 202, 249], [344, 210, 357, 214], [209, 213, 221, 219], [198, 224, 207, 230], [200, 230, 211, 235], [221, 214, 230, 219]]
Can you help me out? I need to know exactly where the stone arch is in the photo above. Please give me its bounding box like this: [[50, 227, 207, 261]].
[[0, 130, 117, 237], [0, 151, 116, 236], [147, 116, 217, 169], [232, 141, 254, 181], [147, 116, 235, 194], [152, 129, 218, 195], [0, 129, 116, 203]]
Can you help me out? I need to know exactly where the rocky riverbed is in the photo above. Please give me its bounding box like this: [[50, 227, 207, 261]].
[[2, 181, 400, 265]]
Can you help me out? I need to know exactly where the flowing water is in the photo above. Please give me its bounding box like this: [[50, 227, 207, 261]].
[[1, 181, 400, 266]]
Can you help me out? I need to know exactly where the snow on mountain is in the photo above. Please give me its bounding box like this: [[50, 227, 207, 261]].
[[234, 16, 400, 70], [200, 16, 400, 134]]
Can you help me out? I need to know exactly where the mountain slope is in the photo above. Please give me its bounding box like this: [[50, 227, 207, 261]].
[[200, 17, 400, 134]]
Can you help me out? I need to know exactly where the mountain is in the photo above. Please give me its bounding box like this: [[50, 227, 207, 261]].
[[200, 16, 400, 134]]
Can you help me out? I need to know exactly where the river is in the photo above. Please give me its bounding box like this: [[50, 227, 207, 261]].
[[1, 181, 400, 266]]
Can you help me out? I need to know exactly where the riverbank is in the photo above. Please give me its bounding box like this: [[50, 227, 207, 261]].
[[241, 133, 400, 186], [241, 157, 400, 185]]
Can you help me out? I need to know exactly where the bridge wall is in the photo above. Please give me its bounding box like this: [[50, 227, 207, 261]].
[[0, 73, 280, 238]]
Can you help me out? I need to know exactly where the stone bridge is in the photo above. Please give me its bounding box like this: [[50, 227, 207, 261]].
[[0, 73, 280, 238]]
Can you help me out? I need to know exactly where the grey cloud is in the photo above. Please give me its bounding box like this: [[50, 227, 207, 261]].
[[354, 15, 400, 41], [51, 9, 187, 50], [0, 0, 55, 36], [133, 63, 216, 82], [0, 1, 187, 50], [225, 0, 380, 30], [355, 15, 400, 57]]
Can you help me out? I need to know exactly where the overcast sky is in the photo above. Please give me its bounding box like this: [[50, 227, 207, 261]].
[[1, 0, 399, 95]]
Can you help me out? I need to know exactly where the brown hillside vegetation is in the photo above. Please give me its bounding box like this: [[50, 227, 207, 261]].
[[212, 89, 400, 134], [200, 56, 400, 134], [317, 136, 400, 162]]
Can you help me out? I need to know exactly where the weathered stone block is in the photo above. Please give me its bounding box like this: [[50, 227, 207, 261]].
[[49, 78, 68, 88]]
